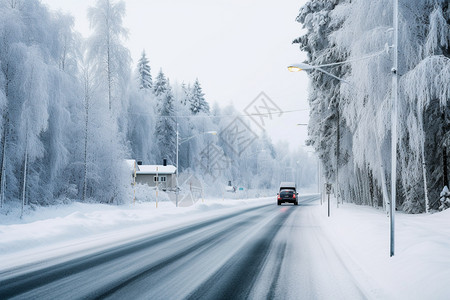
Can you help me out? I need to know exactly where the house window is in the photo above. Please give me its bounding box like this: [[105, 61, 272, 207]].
[[153, 176, 167, 182]]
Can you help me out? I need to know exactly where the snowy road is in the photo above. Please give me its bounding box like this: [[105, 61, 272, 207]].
[[0, 195, 368, 300]]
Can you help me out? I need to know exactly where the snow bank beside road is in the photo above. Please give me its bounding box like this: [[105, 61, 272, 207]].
[[317, 201, 450, 300], [0, 198, 273, 268]]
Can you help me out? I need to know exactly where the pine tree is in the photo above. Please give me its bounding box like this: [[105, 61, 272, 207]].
[[181, 82, 191, 105], [189, 78, 210, 114], [153, 69, 167, 97], [137, 50, 152, 90], [155, 82, 176, 165]]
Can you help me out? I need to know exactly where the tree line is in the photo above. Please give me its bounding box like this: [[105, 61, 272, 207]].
[[0, 0, 317, 212]]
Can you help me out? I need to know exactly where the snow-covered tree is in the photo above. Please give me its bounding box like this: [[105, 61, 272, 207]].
[[126, 78, 157, 164], [189, 78, 210, 114], [439, 186, 450, 211], [153, 68, 167, 97], [155, 81, 176, 165], [0, 1, 82, 208], [180, 82, 191, 106], [137, 49, 152, 91], [87, 0, 131, 112], [296, 0, 450, 213], [294, 0, 353, 204]]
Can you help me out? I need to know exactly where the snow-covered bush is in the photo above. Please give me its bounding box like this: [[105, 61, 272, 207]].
[[439, 186, 450, 211]]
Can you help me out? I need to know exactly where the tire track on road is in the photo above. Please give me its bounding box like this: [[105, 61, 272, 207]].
[[0, 203, 273, 299], [186, 205, 296, 300]]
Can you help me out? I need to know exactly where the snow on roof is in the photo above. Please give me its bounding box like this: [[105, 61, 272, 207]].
[[136, 165, 176, 175], [125, 159, 138, 169], [125, 159, 140, 173], [280, 182, 296, 188]]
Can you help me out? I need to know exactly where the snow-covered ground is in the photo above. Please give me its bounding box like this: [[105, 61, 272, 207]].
[[319, 199, 450, 300], [1, 196, 450, 299], [0, 198, 269, 269]]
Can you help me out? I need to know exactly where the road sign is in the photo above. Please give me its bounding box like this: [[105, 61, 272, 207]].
[[326, 183, 332, 194]]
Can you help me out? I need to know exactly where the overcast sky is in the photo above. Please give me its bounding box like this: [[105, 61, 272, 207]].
[[42, 0, 310, 150]]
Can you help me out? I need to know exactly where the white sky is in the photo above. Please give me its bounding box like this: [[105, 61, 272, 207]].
[[41, 0, 310, 150]]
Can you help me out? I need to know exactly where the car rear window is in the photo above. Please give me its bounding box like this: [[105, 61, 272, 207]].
[[280, 190, 294, 197]]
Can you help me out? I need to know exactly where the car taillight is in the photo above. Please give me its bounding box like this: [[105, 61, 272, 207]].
[[277, 195, 281, 200], [293, 193, 296, 199]]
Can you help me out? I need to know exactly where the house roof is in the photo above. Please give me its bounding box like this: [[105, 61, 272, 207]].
[[136, 164, 176, 175], [125, 159, 137, 169], [280, 182, 296, 189]]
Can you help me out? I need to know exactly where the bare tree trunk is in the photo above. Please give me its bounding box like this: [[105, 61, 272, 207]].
[[1, 65, 9, 208], [60, 35, 68, 71], [0, 118, 7, 208], [83, 68, 91, 202], [0, 134, 5, 208], [21, 128, 28, 219], [106, 5, 112, 111], [83, 99, 89, 202], [335, 106, 340, 206], [9, 0, 19, 9], [369, 168, 374, 207], [107, 45, 112, 111], [443, 109, 449, 188], [444, 146, 448, 187], [421, 143, 429, 212]]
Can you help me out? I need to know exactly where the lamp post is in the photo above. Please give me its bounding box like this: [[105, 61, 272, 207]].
[[390, 0, 399, 257], [289, 0, 398, 256], [175, 124, 217, 207]]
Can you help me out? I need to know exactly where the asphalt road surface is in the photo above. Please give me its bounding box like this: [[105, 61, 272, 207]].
[[0, 195, 368, 299]]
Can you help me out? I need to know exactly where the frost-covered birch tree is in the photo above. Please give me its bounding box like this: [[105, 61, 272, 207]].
[[0, 0, 82, 206], [87, 0, 131, 114]]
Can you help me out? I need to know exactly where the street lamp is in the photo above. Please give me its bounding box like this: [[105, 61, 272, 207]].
[[175, 123, 217, 207], [288, 63, 350, 84], [288, 0, 398, 256]]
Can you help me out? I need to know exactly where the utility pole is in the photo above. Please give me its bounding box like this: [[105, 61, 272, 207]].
[[443, 109, 449, 189], [336, 105, 340, 208], [176, 122, 179, 207], [318, 158, 322, 205], [21, 122, 28, 219], [326, 183, 331, 217], [390, 0, 399, 257]]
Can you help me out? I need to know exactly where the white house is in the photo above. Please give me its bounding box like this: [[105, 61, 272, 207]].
[[130, 160, 176, 191]]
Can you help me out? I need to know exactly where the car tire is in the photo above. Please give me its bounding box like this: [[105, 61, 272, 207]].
[[277, 201, 281, 206], [294, 201, 298, 206]]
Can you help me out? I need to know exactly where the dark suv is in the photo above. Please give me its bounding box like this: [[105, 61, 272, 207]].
[[277, 189, 298, 206]]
